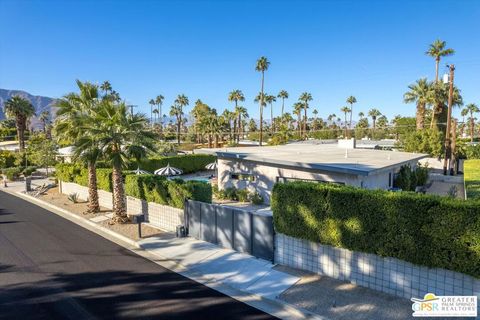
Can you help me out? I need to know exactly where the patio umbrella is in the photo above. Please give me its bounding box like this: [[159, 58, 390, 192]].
[[134, 167, 152, 175], [205, 162, 217, 170], [154, 163, 183, 176]]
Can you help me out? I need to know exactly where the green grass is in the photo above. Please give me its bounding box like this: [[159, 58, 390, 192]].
[[464, 159, 480, 200]]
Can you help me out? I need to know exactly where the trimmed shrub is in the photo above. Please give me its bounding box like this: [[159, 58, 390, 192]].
[[250, 191, 264, 205], [96, 169, 113, 192], [55, 163, 82, 182], [1, 167, 22, 180], [271, 182, 480, 278], [134, 154, 216, 174], [22, 166, 38, 176]]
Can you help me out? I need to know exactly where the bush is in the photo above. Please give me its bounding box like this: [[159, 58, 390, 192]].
[[250, 191, 264, 205], [1, 167, 22, 180], [134, 154, 216, 174], [272, 182, 480, 278], [394, 163, 429, 191], [56, 163, 82, 182], [22, 166, 38, 176], [0, 150, 16, 168], [399, 128, 443, 157], [237, 189, 250, 202]]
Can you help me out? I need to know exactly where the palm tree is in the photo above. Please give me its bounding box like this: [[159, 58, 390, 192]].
[[100, 81, 112, 96], [152, 108, 159, 124], [358, 112, 365, 119], [228, 90, 245, 142], [149, 99, 156, 126], [277, 90, 289, 117], [428, 82, 463, 130], [155, 95, 164, 127], [55, 80, 101, 214], [265, 94, 277, 133], [39, 110, 50, 134], [346, 96, 357, 133], [299, 92, 312, 139], [403, 78, 431, 130], [4, 96, 35, 151], [235, 106, 248, 143], [368, 108, 382, 135], [464, 103, 479, 142], [426, 39, 455, 82], [171, 94, 189, 144], [460, 107, 469, 137], [86, 100, 155, 222], [255, 56, 270, 146], [340, 106, 351, 138], [293, 102, 304, 137]]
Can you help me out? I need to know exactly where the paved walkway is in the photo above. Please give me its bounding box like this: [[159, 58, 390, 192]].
[[139, 234, 300, 300]]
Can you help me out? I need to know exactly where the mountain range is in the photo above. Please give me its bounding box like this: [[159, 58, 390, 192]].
[[0, 88, 57, 130]]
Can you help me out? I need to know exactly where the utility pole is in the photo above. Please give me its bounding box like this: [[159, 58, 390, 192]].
[[443, 64, 455, 176], [128, 104, 138, 115], [450, 119, 457, 175]]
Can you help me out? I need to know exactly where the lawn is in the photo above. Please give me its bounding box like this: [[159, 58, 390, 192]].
[[464, 159, 480, 200]]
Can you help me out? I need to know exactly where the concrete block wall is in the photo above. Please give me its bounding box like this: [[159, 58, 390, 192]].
[[275, 233, 480, 300], [59, 181, 183, 231]]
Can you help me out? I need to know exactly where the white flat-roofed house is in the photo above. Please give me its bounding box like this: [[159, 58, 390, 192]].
[[0, 140, 20, 152], [198, 143, 427, 204]]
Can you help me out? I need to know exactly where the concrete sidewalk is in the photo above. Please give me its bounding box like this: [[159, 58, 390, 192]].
[[139, 234, 300, 300]]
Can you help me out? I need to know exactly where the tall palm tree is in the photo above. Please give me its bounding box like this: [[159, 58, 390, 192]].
[[39, 110, 50, 134], [299, 92, 312, 139], [171, 94, 189, 144], [464, 103, 479, 142], [358, 112, 365, 119], [426, 39, 455, 82], [265, 94, 276, 133], [293, 102, 304, 137], [152, 108, 159, 124], [368, 108, 382, 134], [340, 106, 351, 138], [148, 99, 155, 126], [4, 96, 35, 151], [403, 78, 431, 130], [228, 90, 245, 142], [55, 80, 101, 214], [277, 90, 289, 117], [460, 107, 469, 137], [428, 82, 463, 130], [255, 56, 270, 146], [235, 106, 248, 143], [155, 95, 164, 127], [86, 100, 155, 221], [346, 96, 357, 133], [100, 81, 112, 96]]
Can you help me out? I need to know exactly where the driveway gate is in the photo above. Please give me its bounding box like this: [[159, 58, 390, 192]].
[[184, 200, 274, 262]]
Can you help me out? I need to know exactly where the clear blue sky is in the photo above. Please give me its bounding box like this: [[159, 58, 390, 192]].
[[1, 0, 479, 121]]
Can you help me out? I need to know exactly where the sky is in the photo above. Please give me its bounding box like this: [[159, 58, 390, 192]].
[[0, 0, 479, 121]]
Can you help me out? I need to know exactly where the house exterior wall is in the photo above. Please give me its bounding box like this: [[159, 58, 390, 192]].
[[217, 158, 419, 204]]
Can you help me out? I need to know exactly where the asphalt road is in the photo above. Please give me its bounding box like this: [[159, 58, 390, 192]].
[[0, 191, 276, 320]]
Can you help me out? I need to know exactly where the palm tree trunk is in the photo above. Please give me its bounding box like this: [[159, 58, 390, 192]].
[[417, 103, 425, 130], [177, 115, 181, 145], [344, 113, 348, 138], [17, 116, 25, 152], [281, 98, 284, 117], [270, 103, 273, 134], [237, 114, 241, 144], [435, 58, 440, 82], [259, 72, 264, 146], [112, 164, 127, 222], [349, 103, 353, 136], [471, 114, 475, 143], [303, 105, 307, 139], [86, 162, 100, 213]]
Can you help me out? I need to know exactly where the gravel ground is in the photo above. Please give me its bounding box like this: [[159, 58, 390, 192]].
[[39, 188, 162, 241]]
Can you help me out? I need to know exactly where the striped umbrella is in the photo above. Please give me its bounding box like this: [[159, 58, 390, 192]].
[[154, 163, 183, 176], [205, 162, 217, 170], [134, 167, 152, 175]]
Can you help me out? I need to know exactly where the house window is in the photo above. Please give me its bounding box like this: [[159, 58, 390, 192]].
[[230, 173, 255, 181]]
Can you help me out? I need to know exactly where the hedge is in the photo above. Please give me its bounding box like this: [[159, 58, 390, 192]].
[[125, 175, 212, 209], [464, 160, 480, 200], [133, 154, 216, 174], [271, 182, 480, 278]]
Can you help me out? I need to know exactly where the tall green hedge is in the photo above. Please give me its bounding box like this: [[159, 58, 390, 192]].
[[272, 182, 480, 278], [125, 175, 211, 209], [133, 154, 216, 174]]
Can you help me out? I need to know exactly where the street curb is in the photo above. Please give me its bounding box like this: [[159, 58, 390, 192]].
[[4, 189, 327, 320]]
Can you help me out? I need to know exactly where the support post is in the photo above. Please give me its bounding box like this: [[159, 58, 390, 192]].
[[443, 64, 455, 175]]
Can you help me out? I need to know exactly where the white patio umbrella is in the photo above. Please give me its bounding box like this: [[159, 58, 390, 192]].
[[205, 162, 217, 170], [134, 167, 152, 175], [154, 163, 183, 176]]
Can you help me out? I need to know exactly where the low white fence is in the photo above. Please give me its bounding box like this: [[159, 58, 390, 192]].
[[59, 181, 184, 231]]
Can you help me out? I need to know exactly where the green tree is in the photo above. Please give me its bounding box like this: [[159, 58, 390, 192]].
[[265, 94, 277, 133], [277, 90, 289, 117], [149, 99, 156, 125], [28, 133, 57, 175], [368, 108, 381, 137], [426, 39, 455, 82], [299, 92, 312, 139], [55, 80, 102, 213], [404, 78, 431, 130], [4, 96, 35, 151], [346, 95, 357, 133], [155, 95, 165, 127], [87, 100, 156, 221], [171, 94, 189, 144], [255, 56, 270, 146], [464, 103, 479, 142], [100, 81, 112, 96], [228, 90, 245, 142], [235, 106, 248, 143], [293, 102, 304, 137], [340, 106, 351, 138]]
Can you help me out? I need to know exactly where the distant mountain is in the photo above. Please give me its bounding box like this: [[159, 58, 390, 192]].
[[0, 89, 58, 130]]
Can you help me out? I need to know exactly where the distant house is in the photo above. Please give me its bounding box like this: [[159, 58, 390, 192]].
[[198, 141, 427, 204], [0, 140, 20, 152], [56, 146, 74, 163]]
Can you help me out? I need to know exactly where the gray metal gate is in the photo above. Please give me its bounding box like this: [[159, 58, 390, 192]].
[[185, 200, 274, 262]]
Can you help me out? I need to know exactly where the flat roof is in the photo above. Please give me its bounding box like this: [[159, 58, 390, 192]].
[[197, 144, 427, 176]]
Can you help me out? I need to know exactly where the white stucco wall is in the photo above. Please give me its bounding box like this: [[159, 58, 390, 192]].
[[217, 158, 420, 204]]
